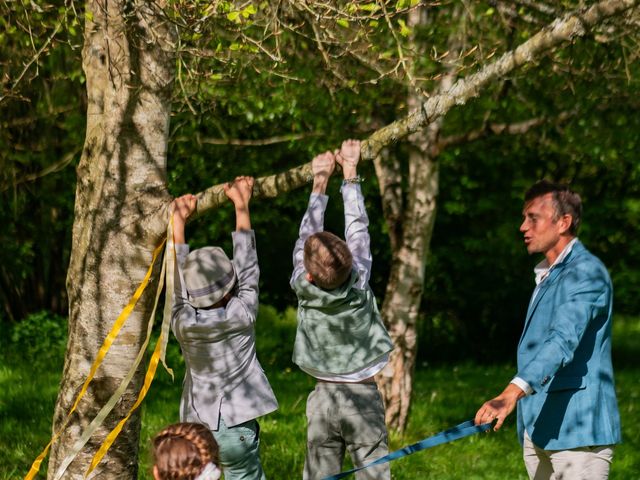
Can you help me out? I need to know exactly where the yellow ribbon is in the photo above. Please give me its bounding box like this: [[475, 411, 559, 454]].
[[25, 238, 167, 480], [84, 215, 178, 476], [85, 329, 166, 476]]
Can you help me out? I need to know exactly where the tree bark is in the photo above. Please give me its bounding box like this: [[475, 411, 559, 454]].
[[48, 1, 176, 478]]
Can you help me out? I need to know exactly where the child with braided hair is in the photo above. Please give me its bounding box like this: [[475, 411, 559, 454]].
[[152, 422, 222, 480]]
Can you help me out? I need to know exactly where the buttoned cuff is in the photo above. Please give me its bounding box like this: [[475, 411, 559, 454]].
[[340, 181, 361, 198], [175, 243, 190, 253], [232, 229, 256, 249]]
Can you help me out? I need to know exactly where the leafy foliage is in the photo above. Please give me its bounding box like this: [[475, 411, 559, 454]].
[[8, 310, 68, 361]]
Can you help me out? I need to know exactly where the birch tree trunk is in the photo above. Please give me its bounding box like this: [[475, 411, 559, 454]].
[[48, 1, 176, 478], [374, 139, 440, 431], [373, 4, 455, 431]]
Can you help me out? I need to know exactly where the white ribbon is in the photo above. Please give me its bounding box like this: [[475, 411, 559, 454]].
[[195, 462, 222, 480]]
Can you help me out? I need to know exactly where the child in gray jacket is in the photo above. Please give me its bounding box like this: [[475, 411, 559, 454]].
[[291, 140, 393, 480], [172, 177, 278, 480]]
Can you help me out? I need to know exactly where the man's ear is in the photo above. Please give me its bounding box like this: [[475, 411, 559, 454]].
[[558, 214, 573, 234], [153, 465, 161, 480], [306, 272, 314, 283]]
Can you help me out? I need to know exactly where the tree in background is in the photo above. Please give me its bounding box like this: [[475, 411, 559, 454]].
[[2, 0, 640, 477]]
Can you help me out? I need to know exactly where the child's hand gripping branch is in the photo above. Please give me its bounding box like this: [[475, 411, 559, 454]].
[[224, 176, 254, 231], [311, 151, 336, 195], [172, 194, 197, 245], [335, 139, 360, 181]]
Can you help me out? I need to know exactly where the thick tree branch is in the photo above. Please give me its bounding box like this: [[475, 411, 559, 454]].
[[188, 0, 636, 216]]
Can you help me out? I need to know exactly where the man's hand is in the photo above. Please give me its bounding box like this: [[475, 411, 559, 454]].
[[335, 139, 360, 179], [224, 176, 254, 208], [171, 194, 197, 244], [311, 151, 335, 194], [474, 383, 525, 431]]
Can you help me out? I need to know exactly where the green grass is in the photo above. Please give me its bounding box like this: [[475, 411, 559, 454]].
[[2, 315, 639, 479]]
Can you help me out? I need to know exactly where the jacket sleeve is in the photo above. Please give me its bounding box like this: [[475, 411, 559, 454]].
[[342, 183, 372, 289], [516, 261, 612, 393], [229, 229, 260, 320], [171, 243, 191, 332], [291, 193, 329, 286]]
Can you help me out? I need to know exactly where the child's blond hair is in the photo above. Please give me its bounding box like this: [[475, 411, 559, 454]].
[[152, 422, 219, 480], [304, 231, 353, 290]]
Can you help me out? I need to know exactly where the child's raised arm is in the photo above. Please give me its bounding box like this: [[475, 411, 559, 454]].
[[291, 151, 335, 284], [170, 194, 197, 325], [225, 176, 260, 317], [171, 194, 197, 244], [311, 151, 336, 195], [337, 140, 372, 288], [224, 176, 254, 231]]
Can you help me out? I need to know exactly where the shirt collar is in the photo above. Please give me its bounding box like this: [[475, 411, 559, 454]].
[[534, 237, 578, 286]]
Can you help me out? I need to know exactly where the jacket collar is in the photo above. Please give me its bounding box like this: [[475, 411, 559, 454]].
[[519, 239, 585, 344]]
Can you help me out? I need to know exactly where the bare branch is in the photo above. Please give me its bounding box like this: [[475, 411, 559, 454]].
[[0, 149, 79, 193], [0, 18, 64, 105], [437, 110, 576, 151], [173, 131, 321, 146]]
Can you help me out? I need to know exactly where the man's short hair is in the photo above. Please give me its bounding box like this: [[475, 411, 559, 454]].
[[304, 231, 353, 290], [525, 180, 582, 235]]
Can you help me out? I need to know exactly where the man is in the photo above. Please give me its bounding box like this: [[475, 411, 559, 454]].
[[475, 180, 621, 479]]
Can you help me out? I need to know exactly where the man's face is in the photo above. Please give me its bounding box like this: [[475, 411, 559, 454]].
[[520, 193, 564, 255]]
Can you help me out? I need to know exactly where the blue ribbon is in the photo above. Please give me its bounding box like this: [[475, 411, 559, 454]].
[[322, 420, 491, 480]]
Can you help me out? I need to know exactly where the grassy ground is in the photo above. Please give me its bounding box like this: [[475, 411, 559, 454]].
[[1, 314, 638, 479]]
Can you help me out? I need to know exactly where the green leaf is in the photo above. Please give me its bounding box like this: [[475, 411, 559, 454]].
[[242, 4, 257, 17], [398, 19, 410, 37], [227, 11, 240, 22], [337, 18, 349, 28], [360, 3, 380, 12]]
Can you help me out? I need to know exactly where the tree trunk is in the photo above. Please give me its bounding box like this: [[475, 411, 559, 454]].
[[48, 1, 176, 478], [375, 145, 439, 431], [374, 5, 458, 431]]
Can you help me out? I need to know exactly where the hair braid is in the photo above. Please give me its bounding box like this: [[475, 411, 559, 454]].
[[152, 423, 220, 480]]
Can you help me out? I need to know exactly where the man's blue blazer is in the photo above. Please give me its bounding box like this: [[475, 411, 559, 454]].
[[516, 240, 621, 450]]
